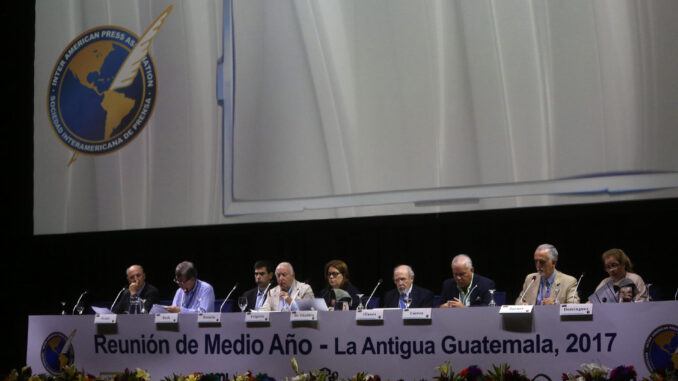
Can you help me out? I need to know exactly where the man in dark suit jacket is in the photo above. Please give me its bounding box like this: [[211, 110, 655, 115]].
[[440, 254, 495, 307], [112, 265, 159, 314], [383, 265, 434, 308], [241, 260, 275, 311]]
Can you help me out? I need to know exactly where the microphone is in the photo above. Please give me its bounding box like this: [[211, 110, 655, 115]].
[[464, 284, 478, 306], [219, 283, 239, 312], [110, 287, 126, 311], [519, 276, 537, 303], [364, 278, 383, 309], [571, 273, 584, 303], [72, 290, 88, 315]]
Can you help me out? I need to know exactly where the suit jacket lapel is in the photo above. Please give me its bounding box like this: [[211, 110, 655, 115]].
[[290, 281, 299, 302]]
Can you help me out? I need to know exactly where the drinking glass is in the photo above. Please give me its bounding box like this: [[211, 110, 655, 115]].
[[238, 297, 248, 312], [488, 289, 496, 307], [404, 296, 412, 310], [356, 294, 365, 311]]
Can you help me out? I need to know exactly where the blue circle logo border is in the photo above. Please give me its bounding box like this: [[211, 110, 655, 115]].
[[46, 25, 158, 155]]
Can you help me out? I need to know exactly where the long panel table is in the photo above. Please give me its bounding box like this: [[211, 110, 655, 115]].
[[27, 301, 678, 380]]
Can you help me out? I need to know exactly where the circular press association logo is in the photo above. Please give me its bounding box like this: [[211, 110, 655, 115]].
[[644, 324, 678, 373], [41, 331, 75, 375], [47, 26, 157, 155]]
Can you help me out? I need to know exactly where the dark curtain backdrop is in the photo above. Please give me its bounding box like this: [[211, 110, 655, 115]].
[[5, 0, 678, 377]]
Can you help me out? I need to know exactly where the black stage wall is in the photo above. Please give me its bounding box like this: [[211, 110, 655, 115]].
[[5, 1, 678, 377]]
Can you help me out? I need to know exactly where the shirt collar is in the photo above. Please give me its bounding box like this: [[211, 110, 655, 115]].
[[184, 279, 201, 295], [543, 271, 556, 286], [457, 273, 475, 294], [281, 281, 296, 296], [401, 284, 413, 297]]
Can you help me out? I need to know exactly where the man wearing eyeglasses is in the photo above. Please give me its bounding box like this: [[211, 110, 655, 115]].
[[516, 244, 580, 305], [260, 262, 314, 312], [166, 261, 215, 313], [241, 260, 275, 311], [111, 264, 159, 314], [383, 265, 434, 308], [439, 254, 495, 308]]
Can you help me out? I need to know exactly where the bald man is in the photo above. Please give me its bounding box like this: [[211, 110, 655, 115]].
[[111, 265, 160, 314], [260, 262, 314, 312]]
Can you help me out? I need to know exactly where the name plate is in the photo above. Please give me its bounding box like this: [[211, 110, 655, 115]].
[[500, 305, 533, 314], [246, 311, 270, 322], [560, 303, 593, 316], [197, 312, 221, 323], [291, 311, 317, 321], [402, 308, 431, 320], [94, 314, 117, 324], [154, 313, 178, 323], [356, 309, 384, 321]]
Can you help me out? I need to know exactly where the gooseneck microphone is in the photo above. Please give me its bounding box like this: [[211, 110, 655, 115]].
[[72, 290, 88, 315], [219, 283, 239, 313], [571, 273, 584, 303], [520, 276, 537, 303], [110, 287, 126, 311], [364, 279, 383, 309]]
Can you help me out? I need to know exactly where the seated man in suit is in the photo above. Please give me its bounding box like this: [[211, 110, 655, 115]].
[[383, 265, 434, 308], [440, 254, 495, 307], [260, 262, 314, 312], [516, 243, 580, 305], [241, 260, 275, 311], [112, 264, 159, 314]]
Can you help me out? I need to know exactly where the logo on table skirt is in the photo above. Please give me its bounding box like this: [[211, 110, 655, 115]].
[[41, 330, 76, 375], [644, 324, 678, 373], [46, 6, 172, 162]]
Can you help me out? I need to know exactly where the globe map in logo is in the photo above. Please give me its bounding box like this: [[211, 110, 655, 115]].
[[47, 26, 157, 155], [41, 332, 75, 375], [644, 324, 678, 373]]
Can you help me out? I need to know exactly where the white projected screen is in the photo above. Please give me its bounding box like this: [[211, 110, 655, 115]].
[[226, 0, 678, 215], [33, 0, 678, 234]]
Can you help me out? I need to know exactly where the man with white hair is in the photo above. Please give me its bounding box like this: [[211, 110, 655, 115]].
[[260, 262, 314, 311], [383, 265, 434, 308], [439, 254, 496, 308], [516, 244, 580, 305]]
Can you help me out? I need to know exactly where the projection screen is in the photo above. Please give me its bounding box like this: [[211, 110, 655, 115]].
[[34, 0, 678, 234]]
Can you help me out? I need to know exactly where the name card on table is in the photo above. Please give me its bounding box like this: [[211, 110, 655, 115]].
[[198, 312, 221, 323], [291, 311, 317, 321], [356, 309, 384, 321], [402, 308, 431, 320], [94, 314, 117, 324], [560, 304, 593, 316], [500, 305, 533, 314], [246, 311, 270, 322], [155, 313, 178, 324]]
